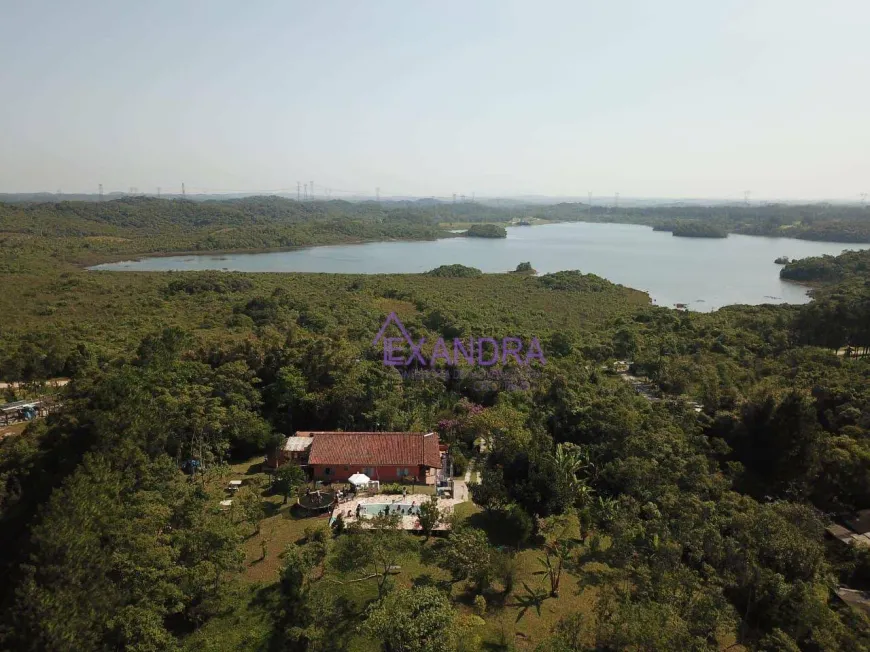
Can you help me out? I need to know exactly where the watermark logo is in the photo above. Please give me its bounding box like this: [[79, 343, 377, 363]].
[[372, 312, 546, 368]]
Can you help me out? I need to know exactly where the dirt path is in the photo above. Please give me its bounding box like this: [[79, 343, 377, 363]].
[[836, 348, 867, 358], [451, 462, 474, 503], [0, 378, 69, 390], [0, 422, 28, 441]]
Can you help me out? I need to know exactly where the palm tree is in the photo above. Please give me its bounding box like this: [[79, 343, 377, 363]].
[[593, 496, 619, 524], [553, 443, 595, 507]]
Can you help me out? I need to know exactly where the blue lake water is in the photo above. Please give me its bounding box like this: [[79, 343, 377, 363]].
[[90, 222, 870, 311]]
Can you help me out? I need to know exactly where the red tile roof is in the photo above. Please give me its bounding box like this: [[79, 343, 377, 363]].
[[305, 431, 441, 468]]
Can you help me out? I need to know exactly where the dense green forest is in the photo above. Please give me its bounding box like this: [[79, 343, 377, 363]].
[[0, 196, 453, 273], [781, 248, 870, 283], [532, 202, 870, 242], [465, 224, 507, 238], [3, 195, 870, 279], [653, 221, 728, 238], [1, 199, 870, 651]]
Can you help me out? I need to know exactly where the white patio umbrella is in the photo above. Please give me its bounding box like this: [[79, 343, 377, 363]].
[[348, 473, 371, 487]]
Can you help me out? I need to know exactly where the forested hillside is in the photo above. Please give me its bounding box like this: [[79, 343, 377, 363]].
[[3, 195, 870, 277], [653, 221, 728, 238], [533, 202, 870, 242], [0, 196, 452, 272], [1, 202, 870, 650]]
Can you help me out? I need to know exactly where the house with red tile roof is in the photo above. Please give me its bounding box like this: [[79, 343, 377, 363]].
[[267, 431, 442, 484]]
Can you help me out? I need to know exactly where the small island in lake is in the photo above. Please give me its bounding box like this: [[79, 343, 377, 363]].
[[670, 222, 728, 238], [511, 261, 536, 274], [653, 221, 727, 238], [425, 264, 483, 278], [465, 224, 507, 238], [774, 256, 790, 265]]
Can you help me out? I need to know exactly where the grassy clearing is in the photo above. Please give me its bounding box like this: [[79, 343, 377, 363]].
[[199, 459, 603, 650], [437, 219, 558, 230], [474, 554, 600, 650]]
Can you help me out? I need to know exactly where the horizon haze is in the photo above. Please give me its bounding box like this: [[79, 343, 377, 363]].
[[2, 0, 868, 201]]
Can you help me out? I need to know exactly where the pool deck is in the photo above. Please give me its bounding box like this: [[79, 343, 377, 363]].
[[331, 493, 460, 531]]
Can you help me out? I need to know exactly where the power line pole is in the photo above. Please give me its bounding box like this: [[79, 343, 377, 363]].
[[297, 182, 301, 201], [182, 182, 186, 198], [303, 184, 307, 200], [310, 180, 314, 200]]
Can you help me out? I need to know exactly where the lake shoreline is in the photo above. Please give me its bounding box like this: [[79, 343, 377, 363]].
[[84, 219, 870, 270], [87, 221, 868, 313], [85, 231, 462, 268]]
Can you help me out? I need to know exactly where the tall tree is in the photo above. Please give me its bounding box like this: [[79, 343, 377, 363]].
[[363, 586, 462, 652], [329, 513, 409, 598]]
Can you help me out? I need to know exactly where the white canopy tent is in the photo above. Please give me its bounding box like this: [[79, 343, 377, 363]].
[[347, 473, 371, 487]]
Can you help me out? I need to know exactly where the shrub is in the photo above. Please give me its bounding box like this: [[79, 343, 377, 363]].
[[503, 504, 534, 547], [303, 525, 328, 544], [493, 551, 518, 595], [473, 594, 487, 616], [331, 513, 345, 537], [452, 450, 468, 477]]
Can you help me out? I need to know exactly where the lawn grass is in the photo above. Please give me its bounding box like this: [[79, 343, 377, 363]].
[[474, 552, 600, 650], [181, 583, 278, 652], [188, 458, 748, 652], [196, 458, 604, 650], [213, 458, 597, 652]]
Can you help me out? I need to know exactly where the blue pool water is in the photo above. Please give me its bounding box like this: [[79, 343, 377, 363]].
[[360, 503, 420, 516]]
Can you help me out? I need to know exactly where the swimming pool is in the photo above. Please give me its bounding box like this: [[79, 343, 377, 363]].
[[359, 502, 420, 516]]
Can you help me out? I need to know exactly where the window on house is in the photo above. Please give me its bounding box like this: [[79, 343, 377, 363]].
[[324, 467, 332, 476]]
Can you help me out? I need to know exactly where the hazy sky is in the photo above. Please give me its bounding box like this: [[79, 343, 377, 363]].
[[2, 0, 868, 199]]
